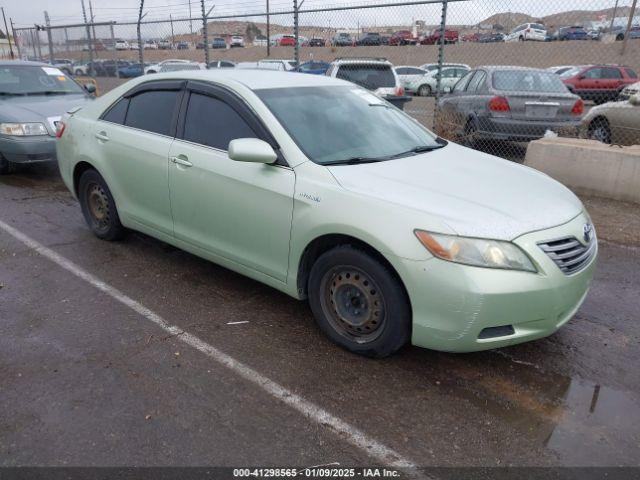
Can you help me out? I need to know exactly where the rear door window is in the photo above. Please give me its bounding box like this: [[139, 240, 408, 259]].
[[125, 90, 180, 136], [583, 68, 603, 79], [467, 71, 486, 93], [603, 67, 623, 79], [625, 68, 638, 78], [182, 92, 257, 150], [453, 71, 474, 92]]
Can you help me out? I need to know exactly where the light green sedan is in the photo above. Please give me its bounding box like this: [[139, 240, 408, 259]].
[[56, 70, 597, 357]]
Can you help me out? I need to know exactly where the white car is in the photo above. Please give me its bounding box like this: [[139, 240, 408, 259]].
[[158, 62, 205, 73], [236, 60, 296, 71], [145, 59, 192, 74], [398, 65, 470, 96], [129, 42, 139, 50], [230, 35, 245, 48], [115, 39, 130, 50], [504, 23, 547, 42], [419, 62, 470, 73], [143, 41, 159, 50]]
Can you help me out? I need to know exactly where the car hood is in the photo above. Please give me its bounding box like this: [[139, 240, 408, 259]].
[[327, 142, 583, 240], [0, 93, 91, 133]]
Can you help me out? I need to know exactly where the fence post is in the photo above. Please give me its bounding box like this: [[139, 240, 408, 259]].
[[266, 0, 270, 56], [621, 0, 638, 56], [293, 0, 301, 67], [44, 11, 55, 62], [10, 19, 21, 59], [81, 0, 94, 74], [137, 0, 145, 72], [201, 0, 210, 68], [433, 0, 448, 130]]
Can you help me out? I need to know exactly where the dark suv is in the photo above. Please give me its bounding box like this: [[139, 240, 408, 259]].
[[561, 65, 638, 103], [356, 33, 382, 46]]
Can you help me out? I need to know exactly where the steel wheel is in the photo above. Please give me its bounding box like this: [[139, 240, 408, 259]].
[[319, 265, 386, 344], [589, 119, 611, 144], [86, 182, 112, 234]]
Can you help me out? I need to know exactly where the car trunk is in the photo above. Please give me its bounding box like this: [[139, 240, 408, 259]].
[[498, 91, 578, 121]]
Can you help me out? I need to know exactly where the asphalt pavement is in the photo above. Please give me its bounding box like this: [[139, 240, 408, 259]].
[[1, 165, 639, 471]]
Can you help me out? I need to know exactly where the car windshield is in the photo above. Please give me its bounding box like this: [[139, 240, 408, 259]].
[[257, 86, 441, 165], [492, 70, 568, 92], [336, 64, 396, 90], [0, 65, 84, 95], [559, 66, 586, 78]]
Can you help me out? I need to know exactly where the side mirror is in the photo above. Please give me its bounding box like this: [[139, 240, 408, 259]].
[[84, 83, 96, 94], [630, 94, 640, 106], [228, 138, 278, 164]]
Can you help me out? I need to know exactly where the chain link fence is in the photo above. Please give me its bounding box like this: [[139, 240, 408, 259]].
[[9, 0, 640, 161]]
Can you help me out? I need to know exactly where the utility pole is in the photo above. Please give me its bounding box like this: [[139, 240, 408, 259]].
[[293, 0, 303, 67], [137, 0, 145, 69], [201, 1, 215, 68], [44, 11, 54, 62], [81, 0, 93, 74], [266, 0, 270, 56], [621, 0, 638, 55], [89, 1, 97, 47], [1, 7, 14, 59], [610, 0, 620, 31], [170, 14, 175, 45], [189, 0, 193, 34], [10, 18, 20, 59]]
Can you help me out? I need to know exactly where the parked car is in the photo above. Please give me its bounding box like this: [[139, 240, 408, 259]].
[[279, 35, 297, 47], [236, 60, 297, 71], [389, 30, 418, 46], [587, 29, 601, 40], [118, 63, 148, 78], [230, 35, 245, 48], [115, 39, 130, 50], [72, 61, 90, 76], [211, 37, 227, 49], [581, 93, 640, 145], [557, 26, 589, 41], [478, 32, 505, 43], [438, 66, 584, 144], [145, 59, 191, 74], [143, 40, 159, 50], [356, 32, 383, 46], [421, 29, 459, 45], [0, 61, 94, 174], [196, 41, 206, 49], [561, 65, 638, 104], [295, 61, 331, 75], [462, 32, 482, 42], [304, 38, 326, 47], [419, 62, 470, 73], [130, 42, 140, 50], [253, 35, 268, 47], [504, 23, 547, 42], [208, 60, 236, 69], [158, 62, 204, 73], [400, 65, 470, 96], [158, 40, 173, 50], [548, 65, 577, 75], [610, 25, 640, 41], [177, 41, 190, 50], [618, 80, 640, 101], [394, 66, 428, 90], [332, 32, 353, 46], [56, 70, 597, 357], [326, 57, 410, 109], [102, 60, 131, 77]]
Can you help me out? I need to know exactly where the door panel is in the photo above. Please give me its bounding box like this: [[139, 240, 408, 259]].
[[168, 141, 295, 281]]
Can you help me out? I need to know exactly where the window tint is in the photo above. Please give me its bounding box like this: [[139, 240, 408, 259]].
[[183, 93, 257, 150], [625, 68, 638, 78], [467, 71, 486, 92], [492, 70, 567, 92], [395, 67, 409, 75], [531, 24, 545, 30], [336, 65, 396, 90], [603, 67, 623, 79], [125, 90, 179, 136], [102, 98, 129, 124], [453, 71, 474, 92], [583, 68, 603, 79]]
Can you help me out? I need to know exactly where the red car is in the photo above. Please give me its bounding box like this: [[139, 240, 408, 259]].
[[388, 30, 418, 46], [561, 65, 638, 104], [279, 36, 296, 47], [421, 29, 459, 45]]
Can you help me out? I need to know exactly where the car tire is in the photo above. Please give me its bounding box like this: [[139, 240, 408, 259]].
[[0, 153, 13, 175], [588, 117, 611, 144], [462, 118, 479, 147], [308, 246, 411, 358], [519, 36, 525, 42], [418, 84, 432, 97], [75, 69, 84, 76], [78, 169, 125, 241]]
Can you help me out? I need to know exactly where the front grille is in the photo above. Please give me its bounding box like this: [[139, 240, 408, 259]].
[[538, 236, 596, 275]]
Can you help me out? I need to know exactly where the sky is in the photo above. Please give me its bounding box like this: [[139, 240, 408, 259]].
[[2, 0, 630, 32]]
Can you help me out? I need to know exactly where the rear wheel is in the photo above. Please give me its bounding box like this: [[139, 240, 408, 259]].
[[78, 169, 125, 241], [308, 246, 411, 358], [418, 84, 432, 97], [75, 69, 83, 75], [588, 117, 611, 144], [519, 36, 525, 42]]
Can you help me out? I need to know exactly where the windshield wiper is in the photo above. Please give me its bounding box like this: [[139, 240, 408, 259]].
[[386, 143, 446, 159], [322, 156, 386, 166]]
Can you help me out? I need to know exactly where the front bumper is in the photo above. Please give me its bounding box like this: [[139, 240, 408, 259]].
[[477, 116, 581, 141], [0, 135, 57, 164], [391, 212, 596, 352]]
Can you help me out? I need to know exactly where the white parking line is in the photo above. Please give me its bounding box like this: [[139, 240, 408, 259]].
[[0, 219, 418, 470]]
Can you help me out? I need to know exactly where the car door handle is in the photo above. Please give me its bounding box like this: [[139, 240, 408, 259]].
[[170, 155, 193, 167], [95, 132, 109, 142]]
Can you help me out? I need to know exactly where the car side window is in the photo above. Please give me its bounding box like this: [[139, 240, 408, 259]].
[[467, 71, 486, 93], [125, 90, 179, 136], [101, 98, 129, 125], [625, 68, 638, 78], [182, 92, 257, 150], [603, 67, 623, 79], [583, 68, 602, 79], [395, 68, 408, 75], [453, 71, 474, 92]]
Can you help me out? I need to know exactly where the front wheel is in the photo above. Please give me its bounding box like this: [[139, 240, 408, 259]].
[[308, 246, 411, 358], [588, 118, 611, 144], [78, 169, 125, 241], [418, 84, 432, 97]]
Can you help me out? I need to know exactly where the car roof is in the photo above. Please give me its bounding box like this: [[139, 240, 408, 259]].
[[0, 60, 50, 67], [477, 65, 559, 72], [133, 69, 351, 90], [332, 57, 391, 65]]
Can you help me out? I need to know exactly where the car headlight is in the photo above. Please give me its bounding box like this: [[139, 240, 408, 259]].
[[0, 122, 49, 136], [414, 230, 537, 272]]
